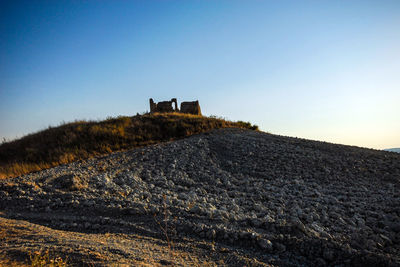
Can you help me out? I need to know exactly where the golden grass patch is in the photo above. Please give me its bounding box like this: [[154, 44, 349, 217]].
[[0, 113, 258, 179]]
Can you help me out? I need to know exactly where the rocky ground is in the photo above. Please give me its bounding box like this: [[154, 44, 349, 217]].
[[1, 128, 399, 266]]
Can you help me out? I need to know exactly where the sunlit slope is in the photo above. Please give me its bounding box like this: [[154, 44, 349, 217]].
[[0, 113, 258, 179]]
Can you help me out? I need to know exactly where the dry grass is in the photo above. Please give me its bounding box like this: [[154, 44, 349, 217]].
[[0, 222, 67, 267], [0, 258, 28, 267], [29, 250, 67, 267], [0, 113, 258, 179], [0, 216, 227, 266]]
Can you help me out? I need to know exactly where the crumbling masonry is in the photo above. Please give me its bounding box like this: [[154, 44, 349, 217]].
[[149, 98, 201, 115]]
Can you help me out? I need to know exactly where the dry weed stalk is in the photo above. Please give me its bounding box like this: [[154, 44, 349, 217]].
[[153, 194, 178, 262]]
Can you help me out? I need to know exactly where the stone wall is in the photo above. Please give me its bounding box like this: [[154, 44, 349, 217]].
[[149, 98, 178, 113], [180, 101, 201, 115], [149, 98, 201, 115]]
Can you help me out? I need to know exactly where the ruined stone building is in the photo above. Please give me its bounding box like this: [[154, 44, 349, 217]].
[[149, 98, 201, 115]]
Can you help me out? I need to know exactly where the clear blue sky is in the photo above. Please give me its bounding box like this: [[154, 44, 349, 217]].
[[1, 0, 399, 149]]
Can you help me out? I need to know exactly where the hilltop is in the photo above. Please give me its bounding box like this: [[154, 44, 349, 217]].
[[0, 113, 257, 179], [1, 128, 399, 266]]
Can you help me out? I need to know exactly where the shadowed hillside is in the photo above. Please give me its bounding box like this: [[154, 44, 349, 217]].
[[0, 113, 258, 179]]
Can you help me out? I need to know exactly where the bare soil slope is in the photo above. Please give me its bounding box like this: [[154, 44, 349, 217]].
[[1, 128, 399, 266]]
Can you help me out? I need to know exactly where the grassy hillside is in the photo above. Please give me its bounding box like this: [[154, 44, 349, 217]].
[[0, 113, 258, 179]]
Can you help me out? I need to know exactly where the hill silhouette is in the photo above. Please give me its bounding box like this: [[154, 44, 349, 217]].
[[0, 113, 258, 179]]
